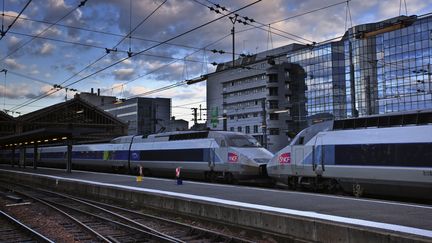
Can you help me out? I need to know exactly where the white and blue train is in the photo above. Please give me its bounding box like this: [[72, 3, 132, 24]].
[[267, 120, 432, 199], [1, 130, 273, 183]]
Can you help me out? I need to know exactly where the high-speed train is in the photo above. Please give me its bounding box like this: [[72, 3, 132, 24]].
[[267, 120, 432, 199], [1, 130, 273, 183]]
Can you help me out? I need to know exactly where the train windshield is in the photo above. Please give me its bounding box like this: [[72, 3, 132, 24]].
[[225, 135, 262, 148]]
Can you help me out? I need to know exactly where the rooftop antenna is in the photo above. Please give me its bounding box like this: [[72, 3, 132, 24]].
[[182, 57, 189, 81], [399, 0, 408, 16], [345, 0, 353, 30], [1, 0, 4, 36], [267, 24, 274, 51], [127, 0, 133, 57]]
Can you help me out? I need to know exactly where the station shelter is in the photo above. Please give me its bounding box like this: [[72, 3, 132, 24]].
[[0, 96, 127, 172]]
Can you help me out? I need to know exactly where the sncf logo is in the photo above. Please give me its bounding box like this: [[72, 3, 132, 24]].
[[228, 152, 238, 163], [278, 153, 291, 164]]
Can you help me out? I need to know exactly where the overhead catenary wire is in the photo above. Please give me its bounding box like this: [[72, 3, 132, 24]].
[[195, 0, 311, 44], [1, 0, 351, 88], [9, 0, 426, 119], [10, 0, 168, 112], [8, 30, 206, 63], [10, 0, 262, 113], [1, 12, 207, 53], [107, 33, 232, 95], [219, 0, 351, 47], [203, 0, 314, 43], [0, 0, 31, 40], [1, 0, 87, 61]]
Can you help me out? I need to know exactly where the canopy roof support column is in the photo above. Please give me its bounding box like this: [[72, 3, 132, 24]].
[[66, 140, 72, 173], [33, 145, 38, 170]]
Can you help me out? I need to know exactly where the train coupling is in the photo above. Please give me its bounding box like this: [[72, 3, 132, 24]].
[[259, 164, 268, 177]]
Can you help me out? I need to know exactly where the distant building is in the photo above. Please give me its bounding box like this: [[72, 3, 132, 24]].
[[207, 14, 432, 152], [78, 91, 171, 136], [166, 117, 188, 132]]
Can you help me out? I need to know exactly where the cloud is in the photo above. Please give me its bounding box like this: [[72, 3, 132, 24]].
[[4, 58, 25, 70], [123, 85, 150, 98], [7, 35, 22, 50], [0, 83, 61, 99], [39, 42, 55, 55], [2, 11, 31, 30], [112, 68, 135, 80]]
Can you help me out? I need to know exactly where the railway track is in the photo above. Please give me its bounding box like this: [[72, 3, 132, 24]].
[[0, 209, 54, 243], [1, 182, 255, 243]]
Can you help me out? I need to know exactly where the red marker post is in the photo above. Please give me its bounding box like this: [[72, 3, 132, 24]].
[[176, 167, 182, 185]]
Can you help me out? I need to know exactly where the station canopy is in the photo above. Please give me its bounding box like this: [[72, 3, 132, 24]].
[[0, 96, 127, 148]]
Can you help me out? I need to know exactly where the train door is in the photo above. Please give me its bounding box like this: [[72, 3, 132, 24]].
[[313, 135, 325, 176], [292, 146, 304, 170], [208, 141, 216, 171], [218, 139, 228, 164]]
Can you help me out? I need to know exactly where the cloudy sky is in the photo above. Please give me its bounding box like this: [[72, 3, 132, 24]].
[[1, 0, 432, 123]]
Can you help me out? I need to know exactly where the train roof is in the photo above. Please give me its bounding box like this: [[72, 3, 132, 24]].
[[111, 130, 251, 144], [291, 110, 432, 146], [310, 124, 432, 145], [333, 109, 432, 130]]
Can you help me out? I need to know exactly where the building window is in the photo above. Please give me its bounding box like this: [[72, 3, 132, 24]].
[[269, 113, 279, 120], [230, 127, 234, 131], [253, 125, 259, 133], [237, 126, 242, 132], [268, 74, 278, 83], [245, 126, 250, 134], [269, 87, 278, 96], [268, 100, 279, 109], [269, 128, 280, 135]]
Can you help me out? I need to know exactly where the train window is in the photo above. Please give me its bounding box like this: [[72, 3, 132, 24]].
[[225, 135, 261, 147], [168, 132, 209, 141], [299, 137, 304, 145], [333, 143, 432, 167]]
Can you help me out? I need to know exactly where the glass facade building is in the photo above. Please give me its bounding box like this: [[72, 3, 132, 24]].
[[288, 42, 346, 119], [346, 15, 432, 117], [288, 14, 432, 120], [375, 16, 432, 114]]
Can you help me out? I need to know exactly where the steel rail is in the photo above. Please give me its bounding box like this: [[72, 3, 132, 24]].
[[34, 186, 254, 243], [1, 188, 113, 243], [42, 198, 179, 243], [0, 209, 55, 243]]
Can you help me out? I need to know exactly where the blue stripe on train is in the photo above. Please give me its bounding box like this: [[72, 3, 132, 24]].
[[36, 148, 222, 163]]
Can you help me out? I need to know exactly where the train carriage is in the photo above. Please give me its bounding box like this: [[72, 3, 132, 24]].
[[1, 130, 273, 183], [267, 119, 432, 199]]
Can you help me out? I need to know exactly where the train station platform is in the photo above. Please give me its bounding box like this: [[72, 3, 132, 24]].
[[0, 164, 431, 242]]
